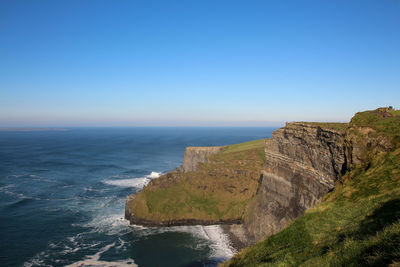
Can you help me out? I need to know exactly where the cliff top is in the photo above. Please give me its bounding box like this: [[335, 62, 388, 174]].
[[185, 146, 224, 150], [221, 138, 266, 155], [288, 121, 349, 131], [350, 107, 400, 142]]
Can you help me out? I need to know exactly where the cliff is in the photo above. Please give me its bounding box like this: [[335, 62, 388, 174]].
[[240, 122, 349, 243], [181, 146, 224, 173], [125, 107, 400, 263], [125, 123, 351, 233], [125, 139, 266, 226], [223, 107, 400, 266]]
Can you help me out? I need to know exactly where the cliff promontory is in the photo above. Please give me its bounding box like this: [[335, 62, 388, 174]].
[[125, 139, 266, 226], [125, 122, 350, 237]]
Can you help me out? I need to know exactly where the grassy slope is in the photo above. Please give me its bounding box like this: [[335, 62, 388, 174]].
[[350, 107, 400, 143], [304, 122, 349, 131], [223, 108, 400, 267], [130, 139, 266, 222]]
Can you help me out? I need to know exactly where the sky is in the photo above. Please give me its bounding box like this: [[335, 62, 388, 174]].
[[1, 0, 399, 127]]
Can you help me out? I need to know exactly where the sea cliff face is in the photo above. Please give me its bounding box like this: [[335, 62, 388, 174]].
[[240, 122, 348, 243]]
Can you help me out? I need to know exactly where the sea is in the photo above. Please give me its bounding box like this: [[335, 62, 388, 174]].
[[0, 127, 276, 267]]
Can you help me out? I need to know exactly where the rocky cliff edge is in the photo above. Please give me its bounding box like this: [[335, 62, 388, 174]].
[[125, 107, 398, 247]]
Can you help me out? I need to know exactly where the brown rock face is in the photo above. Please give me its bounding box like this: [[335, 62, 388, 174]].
[[181, 146, 224, 172], [125, 194, 136, 223], [242, 122, 348, 243]]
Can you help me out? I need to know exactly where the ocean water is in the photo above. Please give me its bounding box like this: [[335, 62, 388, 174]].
[[0, 127, 276, 267]]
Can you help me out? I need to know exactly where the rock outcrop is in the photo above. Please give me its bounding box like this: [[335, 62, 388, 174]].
[[125, 141, 264, 226], [240, 122, 348, 243], [181, 146, 223, 172]]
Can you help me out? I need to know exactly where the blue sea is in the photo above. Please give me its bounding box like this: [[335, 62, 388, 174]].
[[0, 127, 276, 267]]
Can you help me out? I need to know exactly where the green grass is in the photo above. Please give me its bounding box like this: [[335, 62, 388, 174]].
[[222, 139, 266, 154], [304, 122, 349, 131], [222, 148, 400, 267], [128, 139, 266, 222], [350, 108, 400, 146], [221, 138, 266, 163]]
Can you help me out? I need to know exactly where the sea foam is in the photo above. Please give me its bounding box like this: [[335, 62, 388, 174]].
[[173, 225, 236, 261], [132, 224, 236, 262], [64, 243, 137, 267], [103, 171, 161, 188]]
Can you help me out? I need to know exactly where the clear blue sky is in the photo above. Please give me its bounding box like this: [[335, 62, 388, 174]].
[[1, 0, 399, 127]]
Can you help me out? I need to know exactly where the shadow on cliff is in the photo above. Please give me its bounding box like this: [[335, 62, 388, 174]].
[[336, 199, 400, 266]]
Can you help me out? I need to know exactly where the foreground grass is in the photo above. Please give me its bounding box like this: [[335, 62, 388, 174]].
[[130, 139, 266, 222], [223, 148, 400, 266]]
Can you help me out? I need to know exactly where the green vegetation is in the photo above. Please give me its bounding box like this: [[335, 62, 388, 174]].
[[222, 139, 266, 154], [129, 139, 266, 222], [223, 107, 400, 267], [350, 107, 400, 146], [304, 122, 349, 131], [223, 149, 400, 266]]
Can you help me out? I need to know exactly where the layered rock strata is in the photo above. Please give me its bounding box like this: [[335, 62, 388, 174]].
[[240, 123, 348, 243]]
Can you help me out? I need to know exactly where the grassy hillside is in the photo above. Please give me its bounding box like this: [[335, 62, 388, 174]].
[[128, 139, 266, 223], [350, 107, 400, 145], [222, 139, 266, 154], [301, 122, 349, 131], [223, 107, 400, 267]]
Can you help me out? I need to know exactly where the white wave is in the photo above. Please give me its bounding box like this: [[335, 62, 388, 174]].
[[146, 171, 162, 178], [132, 224, 236, 261], [174, 225, 236, 260], [0, 184, 15, 191], [64, 242, 137, 267], [83, 187, 108, 193], [0, 185, 41, 200], [82, 213, 130, 235], [103, 178, 149, 188], [23, 251, 52, 267], [23, 231, 127, 267], [201, 225, 236, 260], [103, 171, 162, 188], [116, 238, 126, 250]]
